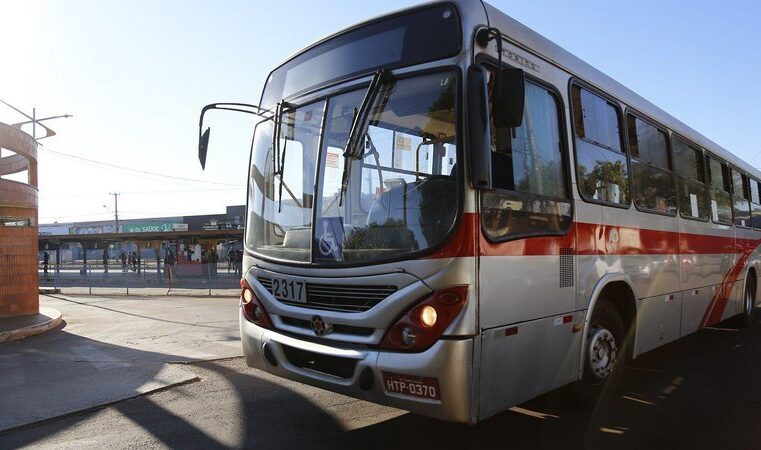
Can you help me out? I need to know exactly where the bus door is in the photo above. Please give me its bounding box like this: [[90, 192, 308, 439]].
[[477, 69, 579, 418]]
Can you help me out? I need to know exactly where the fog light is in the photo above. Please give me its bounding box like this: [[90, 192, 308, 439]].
[[242, 288, 254, 304], [420, 305, 438, 327], [401, 326, 418, 346]]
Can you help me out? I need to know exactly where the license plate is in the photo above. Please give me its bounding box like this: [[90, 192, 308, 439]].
[[382, 371, 440, 400], [271, 277, 307, 304]]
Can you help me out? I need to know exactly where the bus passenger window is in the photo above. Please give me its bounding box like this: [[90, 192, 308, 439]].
[[706, 155, 733, 224], [571, 85, 629, 206], [482, 74, 571, 240], [731, 169, 751, 227], [673, 137, 709, 220], [627, 115, 676, 214], [750, 178, 761, 229]]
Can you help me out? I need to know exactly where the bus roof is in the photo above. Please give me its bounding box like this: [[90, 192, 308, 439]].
[[482, 0, 760, 179]]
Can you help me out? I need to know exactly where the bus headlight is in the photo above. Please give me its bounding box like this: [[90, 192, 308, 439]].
[[241, 279, 273, 329], [380, 285, 468, 352], [402, 326, 418, 346], [242, 287, 254, 304], [420, 305, 437, 327]]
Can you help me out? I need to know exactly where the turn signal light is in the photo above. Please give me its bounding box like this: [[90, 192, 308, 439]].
[[241, 279, 273, 329], [380, 285, 468, 352]]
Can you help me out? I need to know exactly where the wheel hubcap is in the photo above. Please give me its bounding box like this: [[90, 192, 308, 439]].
[[588, 328, 618, 380]]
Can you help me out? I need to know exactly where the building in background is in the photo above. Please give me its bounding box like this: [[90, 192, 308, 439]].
[[38, 205, 245, 264], [0, 122, 39, 317]]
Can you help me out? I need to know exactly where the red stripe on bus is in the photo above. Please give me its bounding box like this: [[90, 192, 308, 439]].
[[427, 213, 759, 258], [700, 249, 754, 328], [426, 213, 759, 329]]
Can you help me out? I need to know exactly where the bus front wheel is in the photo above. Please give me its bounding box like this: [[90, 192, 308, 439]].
[[574, 300, 628, 408]]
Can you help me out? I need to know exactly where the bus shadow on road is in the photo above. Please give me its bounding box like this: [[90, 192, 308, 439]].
[[0, 327, 346, 449], [4, 317, 761, 450], [338, 320, 761, 450]]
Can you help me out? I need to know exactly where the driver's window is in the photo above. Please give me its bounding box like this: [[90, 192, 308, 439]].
[[482, 68, 571, 240]]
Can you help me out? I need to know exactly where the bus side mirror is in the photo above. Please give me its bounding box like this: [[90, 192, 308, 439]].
[[467, 65, 492, 189], [492, 67, 525, 128], [196, 103, 269, 170], [199, 127, 210, 170]]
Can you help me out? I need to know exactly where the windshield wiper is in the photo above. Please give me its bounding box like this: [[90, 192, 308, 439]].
[[271, 101, 304, 213], [339, 69, 394, 207]]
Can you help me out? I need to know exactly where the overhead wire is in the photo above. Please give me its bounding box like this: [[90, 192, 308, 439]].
[[38, 146, 243, 187]]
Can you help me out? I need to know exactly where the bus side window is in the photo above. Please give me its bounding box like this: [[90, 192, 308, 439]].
[[627, 114, 676, 215], [571, 85, 630, 207], [706, 155, 733, 224], [731, 168, 751, 227], [750, 178, 761, 229], [481, 73, 571, 240], [673, 137, 709, 221]]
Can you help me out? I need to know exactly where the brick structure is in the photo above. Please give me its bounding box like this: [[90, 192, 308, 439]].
[[0, 122, 39, 317]]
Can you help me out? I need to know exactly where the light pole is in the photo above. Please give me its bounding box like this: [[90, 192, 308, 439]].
[[110, 192, 120, 232], [103, 193, 120, 232], [0, 98, 72, 140]]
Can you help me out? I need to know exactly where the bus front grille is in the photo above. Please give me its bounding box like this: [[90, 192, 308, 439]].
[[280, 316, 374, 336], [258, 277, 396, 313]]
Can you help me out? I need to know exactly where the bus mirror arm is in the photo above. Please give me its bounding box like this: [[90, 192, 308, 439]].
[[467, 65, 492, 190], [197, 102, 271, 170]]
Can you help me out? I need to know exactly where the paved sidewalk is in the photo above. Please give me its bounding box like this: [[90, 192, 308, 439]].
[[0, 293, 242, 432]]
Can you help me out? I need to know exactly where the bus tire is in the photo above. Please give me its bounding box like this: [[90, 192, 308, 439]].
[[737, 275, 757, 329], [573, 300, 627, 408]]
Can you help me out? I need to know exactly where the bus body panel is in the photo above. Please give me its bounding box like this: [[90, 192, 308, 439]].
[[479, 255, 576, 329], [478, 311, 584, 420]]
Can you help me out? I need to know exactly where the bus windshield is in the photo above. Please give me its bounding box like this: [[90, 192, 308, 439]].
[[246, 71, 459, 265]]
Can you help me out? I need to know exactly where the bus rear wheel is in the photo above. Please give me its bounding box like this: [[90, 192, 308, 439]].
[[574, 300, 627, 407], [737, 276, 757, 328]]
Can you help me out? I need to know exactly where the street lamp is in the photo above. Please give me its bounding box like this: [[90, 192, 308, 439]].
[[0, 98, 72, 140]]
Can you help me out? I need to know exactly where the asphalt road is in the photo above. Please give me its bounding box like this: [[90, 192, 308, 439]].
[[3, 298, 761, 449]]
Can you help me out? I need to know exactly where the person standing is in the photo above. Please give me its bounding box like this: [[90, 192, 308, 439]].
[[227, 248, 235, 273], [235, 250, 243, 276], [165, 249, 175, 281], [211, 249, 218, 277], [102, 249, 109, 274], [43, 251, 50, 281], [120, 252, 127, 272]]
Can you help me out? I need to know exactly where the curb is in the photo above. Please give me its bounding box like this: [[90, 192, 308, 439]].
[[0, 307, 63, 344]]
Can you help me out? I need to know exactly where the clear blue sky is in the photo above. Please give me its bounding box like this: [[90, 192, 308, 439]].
[[2, 0, 760, 223]]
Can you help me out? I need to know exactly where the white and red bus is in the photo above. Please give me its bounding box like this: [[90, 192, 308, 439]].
[[198, 0, 759, 423]]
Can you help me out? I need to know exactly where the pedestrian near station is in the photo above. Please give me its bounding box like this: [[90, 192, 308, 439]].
[[42, 251, 50, 281]]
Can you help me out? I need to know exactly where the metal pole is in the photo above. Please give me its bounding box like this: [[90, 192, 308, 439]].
[[110, 193, 120, 231], [32, 107, 36, 140]]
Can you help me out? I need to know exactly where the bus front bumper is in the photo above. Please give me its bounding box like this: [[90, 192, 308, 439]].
[[240, 310, 475, 423]]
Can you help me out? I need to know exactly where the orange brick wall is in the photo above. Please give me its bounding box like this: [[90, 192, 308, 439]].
[[0, 123, 39, 318]]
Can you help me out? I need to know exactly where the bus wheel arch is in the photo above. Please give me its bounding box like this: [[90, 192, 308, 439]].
[[580, 278, 637, 378], [573, 278, 637, 407]]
